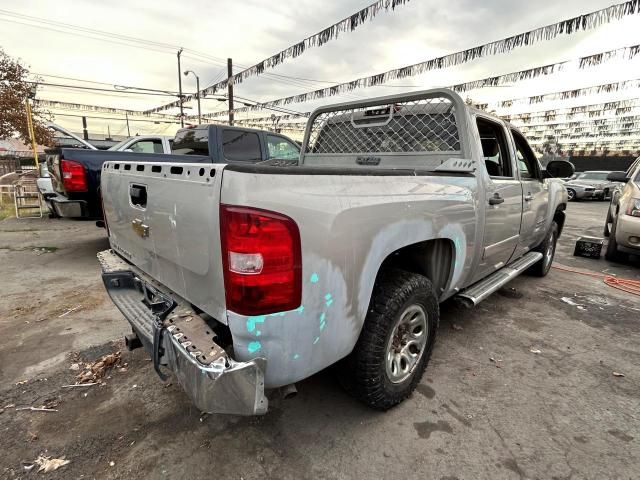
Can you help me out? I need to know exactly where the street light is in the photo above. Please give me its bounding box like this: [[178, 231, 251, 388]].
[[183, 70, 201, 125]]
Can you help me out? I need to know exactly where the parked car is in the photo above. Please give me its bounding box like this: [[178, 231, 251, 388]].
[[45, 134, 175, 219], [97, 89, 572, 415], [37, 124, 98, 215], [46, 125, 299, 221], [564, 171, 619, 201], [603, 158, 640, 261]]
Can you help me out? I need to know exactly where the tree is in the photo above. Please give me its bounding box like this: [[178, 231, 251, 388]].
[[0, 48, 53, 146]]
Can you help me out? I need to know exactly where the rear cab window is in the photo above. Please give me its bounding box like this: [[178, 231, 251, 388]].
[[222, 129, 262, 162], [172, 127, 210, 155]]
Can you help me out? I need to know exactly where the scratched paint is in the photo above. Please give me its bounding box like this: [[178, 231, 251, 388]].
[[313, 336, 320, 345], [246, 315, 266, 333], [248, 341, 262, 353]]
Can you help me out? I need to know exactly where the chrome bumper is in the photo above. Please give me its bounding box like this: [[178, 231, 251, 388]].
[[50, 197, 88, 218], [97, 249, 268, 415]]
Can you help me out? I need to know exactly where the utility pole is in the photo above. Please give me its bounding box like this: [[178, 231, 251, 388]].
[[177, 48, 184, 127], [184, 70, 201, 124], [227, 57, 234, 126], [125, 112, 131, 137], [82, 116, 89, 140]]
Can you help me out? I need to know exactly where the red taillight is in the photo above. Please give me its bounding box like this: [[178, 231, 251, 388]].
[[220, 205, 302, 316], [61, 159, 87, 192]]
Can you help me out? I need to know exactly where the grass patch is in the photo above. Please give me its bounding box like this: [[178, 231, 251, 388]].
[[0, 203, 14, 221]]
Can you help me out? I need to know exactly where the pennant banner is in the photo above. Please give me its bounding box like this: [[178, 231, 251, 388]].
[[148, 1, 640, 114], [502, 98, 640, 122], [198, 44, 640, 119], [35, 99, 179, 119]]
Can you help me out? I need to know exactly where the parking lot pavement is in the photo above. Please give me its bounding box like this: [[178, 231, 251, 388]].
[[1, 202, 638, 480]]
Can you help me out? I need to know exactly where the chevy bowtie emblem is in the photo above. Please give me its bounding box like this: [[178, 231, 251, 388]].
[[132, 218, 149, 238]]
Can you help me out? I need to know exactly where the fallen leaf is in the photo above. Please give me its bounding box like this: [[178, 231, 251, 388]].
[[34, 455, 70, 473], [612, 372, 625, 377], [530, 348, 542, 354]]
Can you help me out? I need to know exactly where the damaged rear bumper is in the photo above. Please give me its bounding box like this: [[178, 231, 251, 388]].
[[97, 249, 268, 415]]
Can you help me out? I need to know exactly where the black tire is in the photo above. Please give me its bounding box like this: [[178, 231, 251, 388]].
[[528, 222, 558, 277], [567, 189, 576, 201], [603, 209, 612, 237], [605, 219, 626, 262], [339, 269, 439, 410]]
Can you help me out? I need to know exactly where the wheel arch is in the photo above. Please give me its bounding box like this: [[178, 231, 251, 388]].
[[376, 238, 455, 300]]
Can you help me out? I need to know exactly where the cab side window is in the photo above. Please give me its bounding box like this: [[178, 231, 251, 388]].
[[267, 135, 300, 160], [511, 130, 540, 180], [129, 139, 164, 153], [476, 118, 512, 178]]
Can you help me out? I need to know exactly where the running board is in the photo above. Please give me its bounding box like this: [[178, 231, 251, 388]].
[[456, 252, 543, 308]]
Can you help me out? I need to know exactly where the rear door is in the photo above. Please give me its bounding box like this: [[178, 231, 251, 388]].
[[511, 130, 548, 255], [474, 116, 523, 280]]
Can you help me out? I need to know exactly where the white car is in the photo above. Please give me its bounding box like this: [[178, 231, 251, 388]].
[[604, 157, 640, 261]]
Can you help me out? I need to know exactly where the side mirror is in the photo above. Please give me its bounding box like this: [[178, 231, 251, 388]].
[[545, 160, 575, 179], [606, 171, 629, 183]]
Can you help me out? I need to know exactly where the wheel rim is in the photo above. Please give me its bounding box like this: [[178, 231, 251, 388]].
[[385, 304, 429, 384], [543, 231, 556, 270], [567, 189, 575, 200]]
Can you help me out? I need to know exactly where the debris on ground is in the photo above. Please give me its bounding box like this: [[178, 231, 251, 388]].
[[58, 305, 81, 318], [560, 296, 586, 310], [489, 357, 503, 368], [76, 351, 122, 384], [15, 380, 28, 386], [452, 324, 463, 331], [32, 455, 70, 473], [530, 348, 542, 354], [109, 461, 115, 467], [16, 406, 58, 413], [612, 372, 625, 377], [62, 382, 97, 388], [69, 363, 80, 371], [28, 431, 38, 442]]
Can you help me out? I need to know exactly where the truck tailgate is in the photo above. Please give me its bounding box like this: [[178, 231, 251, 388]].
[[101, 161, 227, 322]]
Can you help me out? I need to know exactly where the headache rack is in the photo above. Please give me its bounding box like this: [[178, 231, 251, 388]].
[[300, 89, 472, 169]]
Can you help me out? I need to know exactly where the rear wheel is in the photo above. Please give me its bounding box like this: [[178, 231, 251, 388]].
[[604, 209, 612, 237], [340, 269, 439, 410], [605, 219, 626, 262], [528, 222, 558, 277], [567, 188, 576, 201]]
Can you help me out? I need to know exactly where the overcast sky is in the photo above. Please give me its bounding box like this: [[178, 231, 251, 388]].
[[2, 0, 640, 139]]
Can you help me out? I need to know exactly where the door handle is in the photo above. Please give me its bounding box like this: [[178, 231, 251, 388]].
[[489, 193, 504, 205], [524, 193, 533, 202]]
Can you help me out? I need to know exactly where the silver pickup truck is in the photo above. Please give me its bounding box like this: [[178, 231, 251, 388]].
[[98, 89, 573, 415]]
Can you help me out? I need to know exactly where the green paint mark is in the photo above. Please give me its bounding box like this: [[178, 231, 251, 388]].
[[269, 312, 286, 317], [246, 316, 266, 333], [296, 305, 305, 313], [320, 322, 326, 331], [293, 354, 300, 360], [248, 341, 262, 353], [256, 330, 262, 336], [324, 293, 333, 307], [313, 336, 320, 345], [310, 273, 319, 283], [320, 312, 326, 322]]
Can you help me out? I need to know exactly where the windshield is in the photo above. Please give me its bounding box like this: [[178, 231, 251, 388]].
[[577, 172, 609, 181]]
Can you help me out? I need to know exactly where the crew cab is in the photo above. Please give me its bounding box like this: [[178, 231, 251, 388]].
[[46, 125, 299, 219], [98, 89, 573, 415]]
